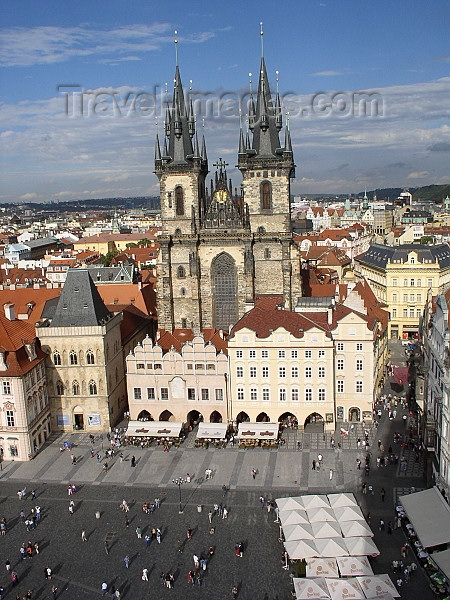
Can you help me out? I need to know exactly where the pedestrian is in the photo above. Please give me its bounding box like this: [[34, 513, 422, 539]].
[[26, 590, 32, 600], [186, 473, 191, 483], [312, 459, 316, 470], [404, 567, 409, 582], [125, 517, 130, 528], [101, 582, 108, 597], [131, 456, 136, 468], [251, 468, 256, 479], [381, 487, 386, 501], [31, 490, 36, 500], [51, 584, 57, 599], [193, 554, 199, 569], [187, 527, 193, 540], [232, 584, 238, 598], [136, 526, 142, 539], [177, 539, 183, 553], [0, 585, 3, 600], [156, 528, 161, 544], [223, 507, 228, 519], [387, 521, 393, 534], [329, 469, 333, 480], [222, 484, 228, 497], [119, 452, 124, 462], [81, 530, 87, 542], [45, 566, 52, 579], [396, 578, 403, 590], [155, 497, 160, 508], [317, 453, 323, 466], [123, 555, 129, 568], [379, 519, 385, 532], [208, 510, 213, 523], [5, 559, 11, 573], [104, 541, 109, 555], [69, 500, 74, 514], [142, 568, 148, 581], [144, 534, 150, 547]]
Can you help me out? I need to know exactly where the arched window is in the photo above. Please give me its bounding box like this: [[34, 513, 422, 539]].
[[56, 381, 64, 395], [212, 253, 237, 330], [180, 287, 186, 296], [177, 265, 185, 278], [175, 186, 184, 216], [264, 248, 271, 259], [89, 380, 97, 395], [175, 228, 182, 235], [86, 350, 95, 365], [181, 318, 187, 328], [52, 350, 61, 365], [69, 350, 78, 365], [72, 380, 80, 395], [257, 226, 266, 234], [261, 181, 272, 210]]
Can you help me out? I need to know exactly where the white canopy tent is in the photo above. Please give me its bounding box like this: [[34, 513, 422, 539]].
[[339, 520, 373, 538], [307, 507, 337, 523], [336, 556, 374, 577], [344, 537, 379, 557], [125, 421, 183, 438], [356, 575, 400, 598], [315, 537, 349, 558], [276, 496, 305, 511], [399, 486, 450, 549], [284, 539, 319, 559], [236, 422, 279, 440], [283, 523, 315, 541], [328, 493, 358, 509], [333, 505, 365, 522], [301, 494, 330, 509], [429, 547, 450, 581], [196, 423, 227, 439], [311, 521, 343, 539], [306, 558, 339, 578], [279, 508, 310, 526], [326, 578, 365, 600], [293, 577, 330, 599]]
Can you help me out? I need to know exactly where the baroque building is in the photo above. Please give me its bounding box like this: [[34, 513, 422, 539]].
[[155, 54, 302, 332]]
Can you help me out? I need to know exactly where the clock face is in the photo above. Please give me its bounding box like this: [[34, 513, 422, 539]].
[[216, 189, 227, 203]]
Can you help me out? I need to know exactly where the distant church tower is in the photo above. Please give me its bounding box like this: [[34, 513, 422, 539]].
[[155, 32, 301, 332]]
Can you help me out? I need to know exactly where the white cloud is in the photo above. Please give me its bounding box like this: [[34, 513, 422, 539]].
[[312, 70, 343, 76], [407, 171, 431, 179]]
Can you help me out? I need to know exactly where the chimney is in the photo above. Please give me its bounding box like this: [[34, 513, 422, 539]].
[[4, 303, 15, 320], [327, 306, 333, 325]]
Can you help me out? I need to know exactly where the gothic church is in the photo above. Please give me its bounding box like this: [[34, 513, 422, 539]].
[[155, 51, 302, 332]]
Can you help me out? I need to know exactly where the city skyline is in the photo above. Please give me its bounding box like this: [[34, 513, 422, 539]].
[[0, 0, 449, 203]]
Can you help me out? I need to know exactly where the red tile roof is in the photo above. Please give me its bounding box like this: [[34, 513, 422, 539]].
[[157, 328, 228, 355]]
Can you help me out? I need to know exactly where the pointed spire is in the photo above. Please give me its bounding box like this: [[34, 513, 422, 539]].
[[248, 72, 256, 130], [201, 134, 208, 162], [238, 127, 245, 154], [275, 70, 282, 131], [260, 21, 264, 58], [163, 136, 169, 158], [188, 80, 195, 138], [193, 132, 200, 158], [155, 133, 162, 161], [284, 116, 292, 153]]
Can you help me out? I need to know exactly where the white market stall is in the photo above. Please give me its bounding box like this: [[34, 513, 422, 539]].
[[306, 558, 340, 578], [336, 556, 374, 577], [236, 422, 279, 447], [196, 423, 228, 439], [125, 421, 184, 447]]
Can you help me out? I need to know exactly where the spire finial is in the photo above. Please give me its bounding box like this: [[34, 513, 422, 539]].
[[275, 70, 279, 94], [248, 72, 253, 95], [189, 79, 193, 91], [260, 21, 264, 58], [174, 29, 179, 67]]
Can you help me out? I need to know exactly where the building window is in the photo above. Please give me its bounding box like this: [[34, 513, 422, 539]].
[[356, 343, 363, 351], [250, 388, 258, 401], [72, 380, 80, 395], [403, 279, 408, 287], [177, 265, 185, 278], [305, 350, 312, 359], [147, 388, 155, 400], [417, 293, 422, 302], [201, 389, 209, 401], [69, 350, 78, 365], [417, 279, 422, 287], [6, 410, 15, 427], [2, 381, 11, 395], [187, 388, 196, 401], [175, 186, 184, 216], [181, 318, 187, 328], [305, 366, 312, 378], [318, 350, 325, 358], [261, 181, 272, 210], [160, 388, 169, 401], [195, 364, 204, 370], [237, 388, 244, 401], [337, 380, 344, 393], [403, 308, 408, 318], [392, 279, 398, 287], [336, 343, 344, 351], [305, 388, 313, 402], [318, 388, 326, 402], [137, 363, 145, 370], [262, 388, 270, 402], [392, 293, 397, 302], [356, 359, 363, 371], [410, 294, 415, 302], [212, 252, 238, 331], [427, 279, 433, 288], [236, 366, 244, 378], [52, 350, 61, 365], [261, 350, 269, 358], [56, 381, 64, 395], [89, 380, 97, 395], [279, 366, 286, 378], [291, 388, 299, 402], [278, 350, 286, 359], [417, 309, 422, 317], [291, 366, 299, 378], [86, 350, 95, 364], [264, 248, 271, 259], [356, 380, 363, 393], [318, 366, 325, 378], [410, 308, 415, 318], [236, 350, 243, 358], [337, 359, 344, 371], [249, 350, 256, 359], [215, 389, 223, 402], [410, 279, 415, 287], [279, 388, 287, 402], [392, 308, 397, 318], [250, 366, 257, 378], [403, 294, 408, 302], [262, 366, 269, 378], [291, 350, 298, 359]]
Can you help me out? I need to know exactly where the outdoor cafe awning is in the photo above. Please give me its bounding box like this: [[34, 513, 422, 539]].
[[196, 423, 228, 439], [400, 486, 450, 549], [125, 421, 183, 438], [236, 422, 279, 440]]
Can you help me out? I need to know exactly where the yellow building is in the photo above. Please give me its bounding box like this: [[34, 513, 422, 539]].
[[355, 244, 450, 339]]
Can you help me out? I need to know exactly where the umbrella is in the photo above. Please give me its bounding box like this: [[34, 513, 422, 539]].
[[344, 537, 380, 557], [293, 577, 330, 600], [336, 556, 374, 577], [315, 537, 349, 557], [283, 523, 314, 541], [306, 558, 339, 578], [334, 505, 365, 522], [326, 578, 365, 600], [327, 493, 358, 508], [301, 494, 330, 509], [276, 496, 305, 511], [307, 507, 337, 523], [340, 520, 373, 538], [357, 575, 400, 598], [284, 539, 319, 559], [311, 521, 343, 539], [279, 508, 310, 526]]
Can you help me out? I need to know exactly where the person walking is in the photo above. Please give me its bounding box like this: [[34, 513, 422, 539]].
[[69, 500, 74, 514], [223, 507, 228, 519], [312, 459, 316, 470], [156, 528, 161, 544], [232, 584, 238, 598], [81, 530, 87, 542], [251, 468, 257, 479], [142, 568, 148, 581], [101, 582, 108, 597], [51, 584, 57, 599], [104, 541, 109, 555], [380, 487, 386, 502], [131, 456, 136, 467], [208, 511, 213, 523], [329, 469, 333, 480], [123, 555, 129, 569], [136, 526, 142, 539]]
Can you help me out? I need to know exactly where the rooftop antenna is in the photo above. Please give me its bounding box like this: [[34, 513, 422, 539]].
[[174, 29, 179, 67], [260, 21, 264, 58]]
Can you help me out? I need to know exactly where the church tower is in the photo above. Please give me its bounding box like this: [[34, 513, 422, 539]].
[[156, 32, 301, 333]]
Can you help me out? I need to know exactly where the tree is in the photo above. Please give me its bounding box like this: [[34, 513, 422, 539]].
[[102, 250, 120, 266]]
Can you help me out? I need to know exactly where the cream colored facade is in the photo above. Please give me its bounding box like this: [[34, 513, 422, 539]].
[[228, 312, 375, 431], [126, 334, 229, 425]]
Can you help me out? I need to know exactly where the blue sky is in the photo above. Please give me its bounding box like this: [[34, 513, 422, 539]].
[[0, 0, 449, 202]]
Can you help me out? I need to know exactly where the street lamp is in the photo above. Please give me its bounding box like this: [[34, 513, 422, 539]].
[[172, 477, 185, 514]]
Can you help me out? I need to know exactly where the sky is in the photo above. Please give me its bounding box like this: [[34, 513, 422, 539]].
[[0, 0, 449, 203]]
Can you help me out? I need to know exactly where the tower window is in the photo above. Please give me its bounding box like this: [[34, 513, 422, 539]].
[[175, 186, 184, 216], [264, 248, 271, 259], [177, 266, 185, 278], [261, 181, 272, 210]]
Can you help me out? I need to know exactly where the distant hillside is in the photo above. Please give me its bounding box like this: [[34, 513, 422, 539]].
[[357, 184, 450, 203]]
